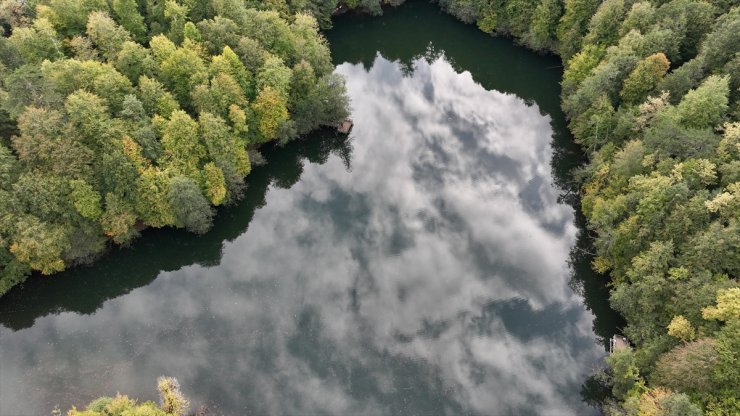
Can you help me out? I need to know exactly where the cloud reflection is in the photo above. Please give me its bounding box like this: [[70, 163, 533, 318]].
[[0, 56, 603, 416]]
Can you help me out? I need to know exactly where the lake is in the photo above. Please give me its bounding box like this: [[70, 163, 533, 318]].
[[0, 2, 621, 415]]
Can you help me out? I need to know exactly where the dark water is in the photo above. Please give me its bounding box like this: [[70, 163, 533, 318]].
[[0, 3, 622, 415]]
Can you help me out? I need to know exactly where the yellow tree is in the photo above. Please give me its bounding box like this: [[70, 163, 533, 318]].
[[252, 85, 288, 143]]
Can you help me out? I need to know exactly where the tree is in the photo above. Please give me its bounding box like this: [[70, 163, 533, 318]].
[[2, 64, 61, 118], [99, 193, 138, 244], [653, 0, 714, 63], [42, 0, 109, 37], [66, 377, 190, 416], [111, 0, 146, 42], [158, 43, 208, 105], [138, 76, 180, 117], [198, 112, 250, 178], [135, 167, 176, 228], [164, 0, 190, 44], [252, 85, 289, 143], [157, 110, 205, 176], [526, 0, 562, 51], [676, 75, 729, 129], [583, 0, 625, 48], [606, 349, 645, 400], [9, 216, 69, 274], [556, 0, 601, 59], [620, 2, 655, 37], [289, 13, 333, 76], [210, 46, 254, 98], [656, 57, 705, 105], [157, 376, 190, 416], [620, 53, 670, 105], [703, 287, 740, 322], [115, 41, 155, 83], [191, 72, 248, 118], [196, 16, 241, 55], [667, 315, 696, 341], [256, 54, 292, 99], [653, 338, 719, 395], [63, 90, 112, 148], [562, 45, 605, 96], [6, 17, 64, 64], [659, 393, 703, 416], [202, 162, 227, 206], [69, 179, 103, 220], [65, 35, 100, 61], [68, 394, 167, 416], [700, 6, 740, 71], [86, 11, 131, 61], [168, 176, 213, 234]]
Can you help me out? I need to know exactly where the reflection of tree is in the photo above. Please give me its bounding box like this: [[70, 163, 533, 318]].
[[0, 130, 353, 331], [567, 208, 626, 350]]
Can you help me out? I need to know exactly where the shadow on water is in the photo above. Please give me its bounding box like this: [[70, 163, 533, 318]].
[[0, 130, 354, 330]]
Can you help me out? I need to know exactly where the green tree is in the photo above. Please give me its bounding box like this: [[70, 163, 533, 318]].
[[6, 17, 63, 64], [556, 0, 601, 59], [583, 0, 625, 48], [256, 54, 292, 98], [199, 112, 250, 178], [137, 76, 180, 117], [164, 0, 190, 44], [111, 0, 146, 42], [69, 179, 103, 220], [700, 6, 740, 71], [676, 75, 729, 129], [86, 11, 131, 61], [526, 0, 562, 51], [100, 193, 139, 244], [620, 52, 670, 105], [620, 2, 655, 37], [667, 315, 696, 341], [9, 216, 69, 274], [115, 41, 155, 83], [168, 176, 213, 234], [42, 0, 109, 37], [158, 110, 205, 176], [158, 43, 208, 105], [202, 162, 227, 206]]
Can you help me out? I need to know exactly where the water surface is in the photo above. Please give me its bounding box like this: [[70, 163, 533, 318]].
[[0, 3, 620, 415]]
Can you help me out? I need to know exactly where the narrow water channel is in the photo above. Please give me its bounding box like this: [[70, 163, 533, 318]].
[[0, 2, 621, 415]]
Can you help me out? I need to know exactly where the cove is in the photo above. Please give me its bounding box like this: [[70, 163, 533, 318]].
[[0, 2, 621, 415]]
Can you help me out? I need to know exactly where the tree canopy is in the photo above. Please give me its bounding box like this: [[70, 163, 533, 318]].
[[0, 0, 349, 296]]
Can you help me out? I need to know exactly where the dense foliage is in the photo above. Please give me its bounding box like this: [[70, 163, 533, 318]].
[[0, 0, 349, 295], [64, 376, 190, 416]]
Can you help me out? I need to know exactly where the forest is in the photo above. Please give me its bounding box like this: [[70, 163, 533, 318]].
[[0, 0, 349, 296], [1, 1, 738, 416]]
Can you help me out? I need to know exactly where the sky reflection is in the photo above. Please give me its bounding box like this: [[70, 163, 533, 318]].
[[0, 56, 604, 416]]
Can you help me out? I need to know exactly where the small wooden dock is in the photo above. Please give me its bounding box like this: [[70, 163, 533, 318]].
[[609, 335, 630, 353], [337, 118, 353, 134]]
